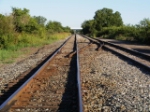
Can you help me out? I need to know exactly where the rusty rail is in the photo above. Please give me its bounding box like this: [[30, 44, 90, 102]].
[[0, 34, 84, 112], [0, 35, 72, 111]]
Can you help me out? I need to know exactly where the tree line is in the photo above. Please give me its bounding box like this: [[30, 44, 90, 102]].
[[81, 8, 150, 44], [0, 7, 71, 50]]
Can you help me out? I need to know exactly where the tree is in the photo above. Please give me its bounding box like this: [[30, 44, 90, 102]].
[[0, 14, 14, 34], [82, 20, 93, 34], [138, 18, 150, 43], [81, 20, 96, 36], [0, 14, 16, 49], [63, 26, 71, 32], [93, 8, 123, 32], [12, 7, 30, 32], [12, 7, 44, 34], [24, 18, 40, 33], [46, 21, 63, 33], [33, 16, 47, 26], [81, 8, 123, 36], [139, 18, 150, 28]]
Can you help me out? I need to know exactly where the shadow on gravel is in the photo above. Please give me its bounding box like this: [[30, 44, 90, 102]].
[[58, 37, 78, 112], [107, 40, 139, 45], [58, 55, 78, 112], [133, 48, 150, 55]]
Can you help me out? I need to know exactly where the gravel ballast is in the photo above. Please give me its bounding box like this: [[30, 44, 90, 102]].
[[77, 35, 150, 112], [0, 40, 66, 96]]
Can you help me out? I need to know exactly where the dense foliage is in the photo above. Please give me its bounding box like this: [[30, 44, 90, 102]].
[[81, 8, 150, 44], [81, 8, 123, 37], [0, 7, 71, 63]]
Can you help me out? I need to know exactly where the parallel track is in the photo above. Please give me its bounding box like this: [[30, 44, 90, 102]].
[[83, 35, 150, 71]]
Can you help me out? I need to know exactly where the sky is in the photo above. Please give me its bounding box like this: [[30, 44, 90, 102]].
[[0, 0, 150, 29]]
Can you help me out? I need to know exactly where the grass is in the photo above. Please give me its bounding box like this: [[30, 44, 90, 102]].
[[0, 49, 22, 63], [0, 32, 70, 64]]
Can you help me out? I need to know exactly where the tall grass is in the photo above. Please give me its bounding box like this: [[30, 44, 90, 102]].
[[0, 32, 70, 63]]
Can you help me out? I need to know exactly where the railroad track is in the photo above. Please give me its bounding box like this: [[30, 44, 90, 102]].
[[83, 35, 150, 71], [0, 34, 83, 112], [1, 34, 150, 112]]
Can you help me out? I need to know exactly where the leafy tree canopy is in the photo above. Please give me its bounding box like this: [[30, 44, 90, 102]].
[[81, 20, 94, 35], [46, 21, 63, 33], [63, 26, 71, 32], [139, 18, 150, 28], [81, 8, 123, 36], [94, 8, 123, 31], [12, 7, 30, 32], [33, 16, 47, 26]]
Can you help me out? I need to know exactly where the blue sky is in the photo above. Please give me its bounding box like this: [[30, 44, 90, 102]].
[[0, 0, 150, 28]]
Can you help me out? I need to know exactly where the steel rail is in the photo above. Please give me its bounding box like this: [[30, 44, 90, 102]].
[[81, 34, 150, 71], [102, 45, 150, 70], [82, 35, 150, 61], [0, 35, 72, 111], [76, 34, 83, 112], [97, 39, 150, 61]]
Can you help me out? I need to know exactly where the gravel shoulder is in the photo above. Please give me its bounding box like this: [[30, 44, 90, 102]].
[[0, 39, 65, 95]]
